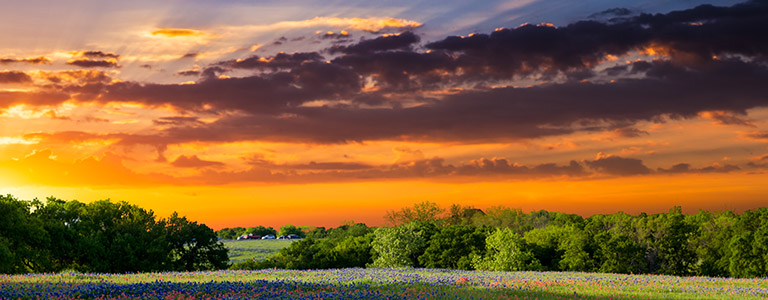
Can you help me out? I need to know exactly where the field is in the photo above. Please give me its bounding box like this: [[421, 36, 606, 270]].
[[222, 239, 294, 263], [2, 269, 767, 300]]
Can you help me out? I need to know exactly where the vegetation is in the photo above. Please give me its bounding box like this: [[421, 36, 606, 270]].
[[0, 194, 227, 274], [5, 192, 768, 280], [233, 202, 768, 279]]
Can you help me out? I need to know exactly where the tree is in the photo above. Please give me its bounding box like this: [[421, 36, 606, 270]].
[[726, 208, 768, 277], [370, 221, 437, 268], [279, 224, 306, 238], [384, 201, 444, 226], [595, 232, 647, 274], [247, 225, 277, 237], [164, 212, 229, 271], [418, 225, 489, 270], [0, 195, 50, 274], [473, 227, 540, 271], [557, 226, 594, 271]]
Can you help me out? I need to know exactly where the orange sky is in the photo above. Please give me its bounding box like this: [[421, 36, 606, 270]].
[[1, 0, 767, 229]]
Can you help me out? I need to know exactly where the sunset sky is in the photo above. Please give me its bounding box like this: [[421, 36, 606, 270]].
[[2, 0, 767, 229]]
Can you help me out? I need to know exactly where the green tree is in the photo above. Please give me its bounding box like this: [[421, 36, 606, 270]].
[[370, 221, 437, 268], [384, 201, 444, 226], [164, 212, 229, 271], [418, 225, 489, 270], [595, 232, 647, 274], [557, 226, 594, 271], [473, 227, 540, 271], [279, 224, 306, 238], [727, 208, 768, 278], [247, 225, 277, 237], [0, 195, 50, 274]]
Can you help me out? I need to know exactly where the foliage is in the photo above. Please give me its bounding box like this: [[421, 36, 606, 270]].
[[0, 194, 228, 274], [473, 227, 540, 271], [384, 201, 444, 226], [370, 221, 437, 268], [278, 224, 306, 238], [418, 225, 489, 270]]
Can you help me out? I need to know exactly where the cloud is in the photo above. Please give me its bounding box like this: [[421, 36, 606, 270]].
[[221, 52, 323, 70], [0, 91, 69, 108], [171, 155, 225, 168], [699, 110, 755, 127], [233, 17, 422, 34], [320, 30, 350, 40], [329, 31, 420, 54], [0, 56, 50, 65], [0, 71, 32, 83], [657, 162, 740, 173], [66, 59, 119, 68], [584, 153, 652, 176], [151, 28, 210, 37], [78, 50, 120, 59]]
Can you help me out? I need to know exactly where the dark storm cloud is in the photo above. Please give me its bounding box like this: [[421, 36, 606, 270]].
[[14, 1, 768, 147], [140, 58, 768, 144], [0, 71, 32, 83], [68, 61, 361, 114], [423, 0, 768, 77], [66, 59, 119, 68]]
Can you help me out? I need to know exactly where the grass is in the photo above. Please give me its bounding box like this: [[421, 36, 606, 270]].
[[2, 269, 768, 299], [221, 239, 294, 263]]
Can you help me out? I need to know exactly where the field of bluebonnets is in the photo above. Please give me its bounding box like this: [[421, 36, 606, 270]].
[[2, 268, 768, 300]]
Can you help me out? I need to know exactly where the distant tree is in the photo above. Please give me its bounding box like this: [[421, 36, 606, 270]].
[[279, 224, 306, 238], [371, 221, 437, 268], [164, 212, 229, 271], [473, 227, 540, 271], [418, 225, 489, 270], [384, 201, 444, 226], [472, 206, 532, 234], [247, 226, 277, 237], [216, 227, 243, 240], [306, 226, 327, 239], [446, 204, 485, 226]]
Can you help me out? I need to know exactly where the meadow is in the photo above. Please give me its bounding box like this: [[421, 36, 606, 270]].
[[222, 239, 294, 264], [2, 268, 767, 300]]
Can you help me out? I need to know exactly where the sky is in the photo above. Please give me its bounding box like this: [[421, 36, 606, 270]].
[[1, 0, 767, 229]]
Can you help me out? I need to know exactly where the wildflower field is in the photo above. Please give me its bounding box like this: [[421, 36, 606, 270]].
[[2, 269, 767, 300]]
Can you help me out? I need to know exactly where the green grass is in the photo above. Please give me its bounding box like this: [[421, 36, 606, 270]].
[[222, 239, 294, 263]]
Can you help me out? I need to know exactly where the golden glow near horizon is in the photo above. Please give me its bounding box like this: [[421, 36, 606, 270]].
[[1, 0, 767, 229]]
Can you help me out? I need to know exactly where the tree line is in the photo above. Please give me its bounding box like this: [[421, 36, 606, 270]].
[[4, 193, 768, 278], [0, 194, 228, 274], [231, 202, 768, 278]]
